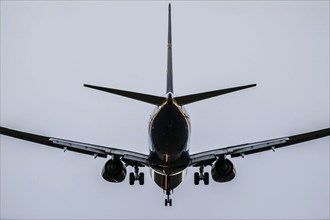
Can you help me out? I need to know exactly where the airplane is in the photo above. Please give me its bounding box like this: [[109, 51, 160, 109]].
[[0, 4, 329, 207]]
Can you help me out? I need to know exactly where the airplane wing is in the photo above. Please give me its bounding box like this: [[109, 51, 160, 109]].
[[190, 128, 330, 166], [0, 127, 149, 167]]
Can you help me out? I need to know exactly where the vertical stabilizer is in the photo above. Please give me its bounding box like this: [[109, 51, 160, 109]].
[[166, 3, 173, 93]]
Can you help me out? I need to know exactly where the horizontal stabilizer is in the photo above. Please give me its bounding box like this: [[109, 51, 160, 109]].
[[175, 84, 256, 105], [84, 84, 166, 105]]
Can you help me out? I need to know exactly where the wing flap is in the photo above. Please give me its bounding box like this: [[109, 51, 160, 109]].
[[50, 137, 148, 163], [231, 128, 330, 158], [1, 127, 108, 157], [0, 126, 149, 166], [190, 128, 330, 166]]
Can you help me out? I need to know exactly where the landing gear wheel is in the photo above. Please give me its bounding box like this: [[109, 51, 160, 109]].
[[195, 166, 210, 185], [164, 190, 172, 207], [129, 166, 145, 185], [165, 198, 172, 207], [194, 172, 200, 185], [129, 172, 135, 185], [138, 172, 144, 185], [203, 172, 209, 185]]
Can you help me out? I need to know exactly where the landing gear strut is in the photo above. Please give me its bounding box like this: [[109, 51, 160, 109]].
[[129, 166, 144, 185], [194, 166, 209, 185], [164, 190, 172, 207]]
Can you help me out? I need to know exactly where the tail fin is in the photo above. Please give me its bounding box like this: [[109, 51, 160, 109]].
[[84, 6, 256, 106], [166, 3, 173, 93]]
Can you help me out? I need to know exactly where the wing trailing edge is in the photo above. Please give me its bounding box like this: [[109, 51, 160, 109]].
[[0, 126, 149, 166], [190, 128, 330, 166], [0, 126, 107, 157]]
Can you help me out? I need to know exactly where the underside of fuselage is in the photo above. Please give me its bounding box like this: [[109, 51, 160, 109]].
[[148, 97, 191, 191], [150, 99, 189, 158], [150, 169, 187, 193]]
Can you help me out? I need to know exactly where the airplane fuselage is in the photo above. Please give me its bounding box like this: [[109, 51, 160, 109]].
[[148, 94, 191, 192]]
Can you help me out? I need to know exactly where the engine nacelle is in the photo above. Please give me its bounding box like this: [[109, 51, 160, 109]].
[[211, 159, 236, 182], [102, 159, 126, 183]]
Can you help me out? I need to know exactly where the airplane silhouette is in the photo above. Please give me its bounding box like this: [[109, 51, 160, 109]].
[[1, 4, 329, 207]]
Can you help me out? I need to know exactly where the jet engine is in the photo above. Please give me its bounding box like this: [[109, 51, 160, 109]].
[[211, 159, 236, 182], [102, 159, 127, 183]]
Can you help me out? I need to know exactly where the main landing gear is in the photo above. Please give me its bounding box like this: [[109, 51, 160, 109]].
[[129, 166, 144, 185], [194, 166, 209, 185], [164, 190, 172, 207]]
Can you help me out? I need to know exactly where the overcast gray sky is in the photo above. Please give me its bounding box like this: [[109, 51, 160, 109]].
[[1, 1, 329, 219]]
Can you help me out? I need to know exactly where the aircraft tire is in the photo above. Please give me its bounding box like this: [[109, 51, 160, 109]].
[[139, 172, 144, 185], [194, 172, 200, 185], [129, 172, 135, 185], [204, 172, 209, 185]]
